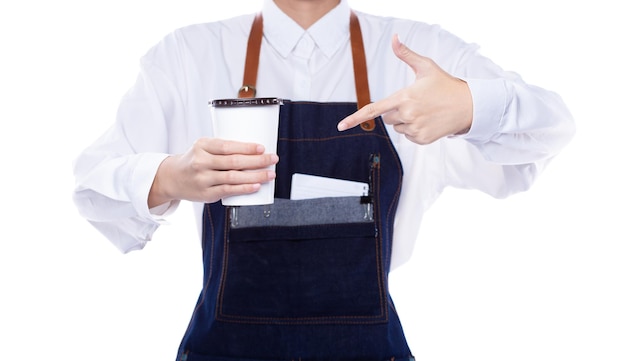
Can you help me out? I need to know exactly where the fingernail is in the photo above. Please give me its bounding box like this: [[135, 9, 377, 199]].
[[337, 122, 346, 131]]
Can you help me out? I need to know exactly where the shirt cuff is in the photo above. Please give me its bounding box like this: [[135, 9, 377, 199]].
[[149, 200, 181, 223], [128, 152, 173, 223], [457, 78, 506, 143]]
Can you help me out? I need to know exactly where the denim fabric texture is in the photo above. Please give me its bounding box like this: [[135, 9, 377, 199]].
[[176, 101, 411, 361], [229, 197, 373, 228]]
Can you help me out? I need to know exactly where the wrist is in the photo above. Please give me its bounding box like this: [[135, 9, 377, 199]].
[[148, 156, 175, 208]]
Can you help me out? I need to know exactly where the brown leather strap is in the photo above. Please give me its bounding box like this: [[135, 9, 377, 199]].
[[240, 10, 375, 131], [349, 11, 374, 131], [238, 13, 263, 98]]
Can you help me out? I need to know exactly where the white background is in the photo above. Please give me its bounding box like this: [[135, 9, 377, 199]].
[[1, 1, 624, 360]]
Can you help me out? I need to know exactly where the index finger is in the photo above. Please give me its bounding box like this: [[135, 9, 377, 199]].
[[337, 97, 399, 131], [199, 137, 267, 155]]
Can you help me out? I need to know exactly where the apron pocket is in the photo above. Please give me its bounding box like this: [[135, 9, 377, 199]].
[[216, 197, 387, 325]]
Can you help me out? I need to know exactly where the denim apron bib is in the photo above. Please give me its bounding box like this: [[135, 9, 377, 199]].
[[177, 12, 413, 361]]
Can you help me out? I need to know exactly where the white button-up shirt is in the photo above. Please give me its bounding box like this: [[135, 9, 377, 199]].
[[72, 0, 575, 269]]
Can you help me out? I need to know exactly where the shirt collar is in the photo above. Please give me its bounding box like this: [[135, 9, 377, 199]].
[[261, 0, 351, 59]]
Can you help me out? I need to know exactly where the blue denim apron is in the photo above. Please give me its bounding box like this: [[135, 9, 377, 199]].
[[177, 12, 413, 361]]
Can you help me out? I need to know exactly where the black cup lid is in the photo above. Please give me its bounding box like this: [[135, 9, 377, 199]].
[[209, 98, 283, 107]]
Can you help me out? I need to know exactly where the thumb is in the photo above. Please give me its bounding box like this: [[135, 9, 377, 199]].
[[391, 34, 428, 75]]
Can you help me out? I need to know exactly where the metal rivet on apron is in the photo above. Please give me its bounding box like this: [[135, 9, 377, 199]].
[[360, 119, 375, 131], [238, 84, 256, 98]]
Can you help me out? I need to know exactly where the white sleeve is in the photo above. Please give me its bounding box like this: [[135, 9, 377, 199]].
[[72, 46, 183, 253], [435, 31, 575, 197]]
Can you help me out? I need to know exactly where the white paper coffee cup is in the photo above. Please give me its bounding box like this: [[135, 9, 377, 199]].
[[210, 97, 283, 206]]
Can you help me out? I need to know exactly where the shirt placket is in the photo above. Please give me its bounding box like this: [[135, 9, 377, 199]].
[[292, 33, 315, 99]]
